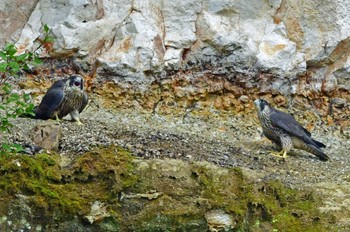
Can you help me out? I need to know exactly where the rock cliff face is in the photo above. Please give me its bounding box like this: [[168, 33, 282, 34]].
[[2, 1, 350, 115], [1, 2, 349, 230], [0, 0, 38, 45], [2, 1, 348, 119], [2, 0, 348, 77], [0, 0, 350, 111]]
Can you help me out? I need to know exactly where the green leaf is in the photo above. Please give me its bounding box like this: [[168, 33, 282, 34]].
[[0, 27, 55, 137], [9, 62, 20, 72], [0, 62, 7, 72], [4, 43, 17, 56], [25, 102, 35, 110], [8, 93, 20, 101], [0, 116, 13, 132], [27, 112, 35, 116], [16, 100, 26, 107], [6, 113, 16, 119], [3, 43, 12, 51], [22, 64, 30, 72], [33, 57, 43, 64], [25, 109, 35, 116], [0, 51, 6, 60], [23, 93, 32, 102], [2, 83, 12, 94], [27, 52, 33, 59], [44, 24, 50, 33], [16, 53, 28, 62], [1, 143, 11, 151], [0, 143, 23, 153], [44, 37, 54, 43], [15, 108, 25, 115], [11, 143, 24, 152]]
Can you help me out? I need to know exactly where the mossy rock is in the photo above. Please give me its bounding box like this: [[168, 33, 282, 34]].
[[0, 147, 340, 231]]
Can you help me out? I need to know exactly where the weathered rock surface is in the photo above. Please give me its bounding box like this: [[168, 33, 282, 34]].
[[1, 0, 349, 86], [0, 0, 38, 46], [205, 209, 236, 232], [32, 122, 62, 151], [0, 147, 342, 231], [1, 0, 348, 121]]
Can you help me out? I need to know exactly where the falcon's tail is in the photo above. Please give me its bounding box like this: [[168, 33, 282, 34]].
[[306, 145, 330, 161], [311, 139, 326, 148]]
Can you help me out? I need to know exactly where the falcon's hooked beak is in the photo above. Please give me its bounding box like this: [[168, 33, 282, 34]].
[[254, 99, 269, 112], [70, 76, 84, 90], [254, 99, 262, 111], [253, 99, 260, 106]]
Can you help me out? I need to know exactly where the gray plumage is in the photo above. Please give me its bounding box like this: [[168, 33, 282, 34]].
[[254, 99, 329, 161], [33, 75, 88, 124]]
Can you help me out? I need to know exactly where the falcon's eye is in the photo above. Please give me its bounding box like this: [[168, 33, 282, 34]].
[[74, 81, 81, 86]]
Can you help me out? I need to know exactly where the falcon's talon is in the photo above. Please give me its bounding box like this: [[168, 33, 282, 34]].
[[282, 150, 288, 159], [49, 118, 61, 123], [75, 120, 83, 125], [269, 150, 288, 159]]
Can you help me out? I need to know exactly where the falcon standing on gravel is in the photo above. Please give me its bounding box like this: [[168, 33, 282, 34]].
[[254, 99, 329, 161], [33, 75, 88, 125]]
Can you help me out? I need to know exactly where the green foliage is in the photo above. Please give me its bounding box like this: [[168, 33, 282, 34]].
[[0, 24, 53, 154], [1, 143, 24, 154]]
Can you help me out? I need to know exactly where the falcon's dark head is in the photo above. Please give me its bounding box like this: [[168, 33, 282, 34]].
[[67, 75, 84, 90], [254, 99, 271, 112]]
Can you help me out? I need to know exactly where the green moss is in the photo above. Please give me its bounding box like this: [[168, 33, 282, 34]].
[[184, 164, 331, 231], [0, 146, 137, 226], [24, 179, 59, 198], [0, 148, 339, 231], [247, 181, 329, 232], [71, 146, 137, 189], [191, 164, 247, 217], [130, 214, 207, 232], [98, 217, 120, 232], [36, 153, 57, 166]]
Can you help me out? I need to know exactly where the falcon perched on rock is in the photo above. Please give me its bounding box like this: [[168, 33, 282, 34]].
[[33, 75, 88, 125], [254, 99, 329, 161]]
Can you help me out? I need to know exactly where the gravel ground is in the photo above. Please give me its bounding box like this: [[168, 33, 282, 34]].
[[3, 96, 349, 188], [3, 95, 350, 224]]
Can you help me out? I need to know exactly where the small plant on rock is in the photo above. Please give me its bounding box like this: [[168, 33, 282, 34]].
[[0, 24, 53, 154]]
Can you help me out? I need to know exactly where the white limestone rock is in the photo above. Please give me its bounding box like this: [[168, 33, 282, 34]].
[[163, 0, 200, 48], [164, 48, 183, 68], [0, 0, 38, 47], [256, 23, 306, 75], [2, 0, 350, 83]]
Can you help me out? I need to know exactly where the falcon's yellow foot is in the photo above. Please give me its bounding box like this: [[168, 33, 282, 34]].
[[52, 113, 61, 122], [49, 117, 61, 123], [75, 119, 83, 125], [270, 149, 288, 159]]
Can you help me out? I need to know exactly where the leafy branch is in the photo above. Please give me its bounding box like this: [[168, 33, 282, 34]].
[[0, 24, 53, 154]]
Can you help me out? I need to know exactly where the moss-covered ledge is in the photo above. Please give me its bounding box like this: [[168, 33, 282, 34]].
[[0, 146, 338, 231]]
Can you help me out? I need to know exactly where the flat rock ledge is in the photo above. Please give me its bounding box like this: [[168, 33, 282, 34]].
[[0, 101, 349, 231]]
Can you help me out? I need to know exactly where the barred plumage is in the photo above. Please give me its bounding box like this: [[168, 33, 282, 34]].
[[254, 99, 329, 161], [33, 75, 88, 125]]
